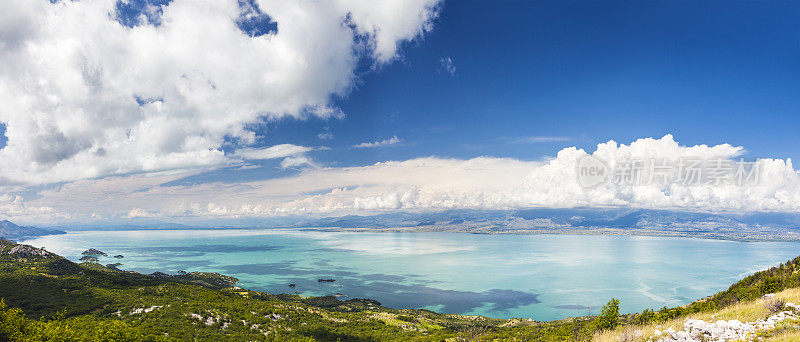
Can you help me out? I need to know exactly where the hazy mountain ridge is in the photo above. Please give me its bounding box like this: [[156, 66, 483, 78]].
[[290, 208, 791, 229], [25, 208, 800, 242], [283, 208, 800, 241], [0, 220, 65, 240]]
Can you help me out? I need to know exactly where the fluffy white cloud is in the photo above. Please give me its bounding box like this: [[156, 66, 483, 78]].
[[279, 155, 317, 169], [125, 208, 156, 219], [0, 194, 69, 222], [234, 144, 322, 160], [353, 135, 402, 148], [0, 0, 441, 185], [12, 135, 800, 224], [515, 135, 754, 209]]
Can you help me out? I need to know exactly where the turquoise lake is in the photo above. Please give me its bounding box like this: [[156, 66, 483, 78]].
[[20, 230, 800, 320]]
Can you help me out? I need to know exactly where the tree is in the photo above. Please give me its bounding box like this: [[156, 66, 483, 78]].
[[594, 298, 620, 330], [0, 299, 26, 341], [760, 276, 783, 295], [636, 309, 654, 324]]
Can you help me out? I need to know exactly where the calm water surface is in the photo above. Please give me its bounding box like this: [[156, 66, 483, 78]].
[[21, 230, 800, 320]]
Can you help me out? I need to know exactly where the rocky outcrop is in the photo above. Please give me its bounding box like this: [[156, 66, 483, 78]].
[[4, 244, 57, 259], [656, 301, 799, 341], [79, 255, 99, 263], [82, 249, 108, 256]]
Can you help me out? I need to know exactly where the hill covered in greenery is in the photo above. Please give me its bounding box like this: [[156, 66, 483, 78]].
[[2, 237, 800, 341]]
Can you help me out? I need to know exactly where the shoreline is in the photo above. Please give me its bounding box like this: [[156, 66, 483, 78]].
[[302, 226, 800, 243], [37, 225, 800, 243]]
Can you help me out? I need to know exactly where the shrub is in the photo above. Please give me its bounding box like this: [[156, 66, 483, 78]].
[[0, 299, 26, 341], [765, 299, 786, 314], [594, 298, 620, 330], [636, 308, 654, 324], [396, 315, 418, 323], [761, 277, 783, 295]]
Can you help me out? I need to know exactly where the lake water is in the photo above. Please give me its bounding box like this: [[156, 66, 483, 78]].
[[20, 229, 800, 320]]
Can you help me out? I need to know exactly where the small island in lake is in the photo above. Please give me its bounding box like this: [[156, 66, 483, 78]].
[[82, 248, 108, 257]]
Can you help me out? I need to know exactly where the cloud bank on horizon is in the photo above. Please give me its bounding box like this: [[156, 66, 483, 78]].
[[3, 135, 800, 224]]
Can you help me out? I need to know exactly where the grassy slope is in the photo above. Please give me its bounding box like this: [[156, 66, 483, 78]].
[[595, 288, 800, 341], [2, 237, 800, 341], [595, 255, 800, 341]]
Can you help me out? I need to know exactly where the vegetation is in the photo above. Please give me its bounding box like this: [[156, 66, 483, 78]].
[[620, 256, 800, 326], [592, 256, 800, 341], [593, 299, 619, 331], [595, 287, 800, 342], [3, 237, 800, 341]]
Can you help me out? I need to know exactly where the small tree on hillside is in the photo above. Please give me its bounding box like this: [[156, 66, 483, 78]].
[[594, 298, 620, 330]]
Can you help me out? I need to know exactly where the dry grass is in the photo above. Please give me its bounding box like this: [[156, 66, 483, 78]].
[[764, 329, 800, 341], [592, 288, 800, 342]]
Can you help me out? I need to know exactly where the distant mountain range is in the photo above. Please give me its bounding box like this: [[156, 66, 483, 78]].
[[52, 218, 188, 231], [19, 207, 800, 242], [285, 208, 763, 230], [0, 220, 65, 241], [280, 208, 800, 241]]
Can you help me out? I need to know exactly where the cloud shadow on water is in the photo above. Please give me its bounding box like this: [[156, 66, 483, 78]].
[[219, 262, 540, 314]]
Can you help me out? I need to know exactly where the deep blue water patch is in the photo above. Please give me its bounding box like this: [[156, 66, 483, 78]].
[[115, 0, 173, 28], [137, 258, 215, 272], [236, 0, 278, 37], [272, 275, 539, 313], [220, 262, 540, 313]]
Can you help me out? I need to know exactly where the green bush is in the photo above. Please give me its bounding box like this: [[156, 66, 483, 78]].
[[636, 308, 654, 324], [0, 299, 26, 341], [594, 298, 620, 330], [761, 276, 783, 295]]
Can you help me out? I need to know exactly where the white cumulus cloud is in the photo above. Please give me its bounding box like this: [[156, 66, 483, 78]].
[[279, 155, 317, 169], [0, 0, 441, 185], [0, 194, 68, 222], [125, 208, 156, 219], [234, 144, 323, 160], [353, 135, 402, 148]]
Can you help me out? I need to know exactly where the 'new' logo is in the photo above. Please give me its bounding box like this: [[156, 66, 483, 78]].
[[577, 155, 610, 188]]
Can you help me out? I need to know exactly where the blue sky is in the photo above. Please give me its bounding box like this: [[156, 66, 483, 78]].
[[207, 0, 800, 184], [2, 0, 800, 223]]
